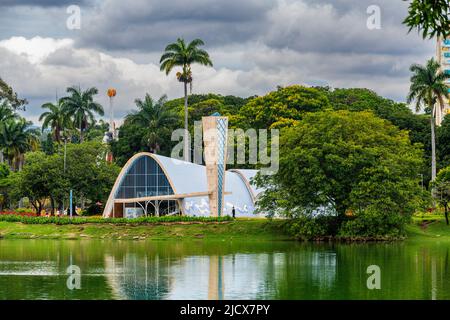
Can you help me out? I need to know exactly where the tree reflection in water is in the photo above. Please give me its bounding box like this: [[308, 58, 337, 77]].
[[0, 240, 450, 299]]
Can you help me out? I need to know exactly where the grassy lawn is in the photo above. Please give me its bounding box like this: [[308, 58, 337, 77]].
[[406, 215, 450, 241], [2, 214, 450, 242], [0, 218, 291, 241]]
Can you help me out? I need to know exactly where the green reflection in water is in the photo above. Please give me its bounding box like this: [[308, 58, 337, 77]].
[[0, 239, 449, 300]]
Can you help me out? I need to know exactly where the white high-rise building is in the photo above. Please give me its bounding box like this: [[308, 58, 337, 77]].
[[436, 37, 450, 125]]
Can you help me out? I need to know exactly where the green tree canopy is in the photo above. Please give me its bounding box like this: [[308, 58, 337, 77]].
[[39, 99, 72, 144], [234, 85, 331, 129], [0, 118, 40, 170], [125, 94, 177, 154], [6, 142, 120, 215], [403, 0, 450, 39], [0, 77, 27, 110], [112, 93, 250, 166], [61, 86, 104, 143], [327, 87, 432, 182], [255, 110, 426, 237], [84, 119, 109, 142], [63, 141, 120, 205], [8, 152, 67, 214], [437, 115, 450, 169], [110, 123, 148, 167], [433, 165, 450, 225], [165, 93, 250, 120], [0, 102, 18, 122], [0, 162, 10, 211], [0, 162, 9, 180]]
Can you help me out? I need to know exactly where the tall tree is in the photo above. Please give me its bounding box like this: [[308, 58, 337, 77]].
[[39, 99, 71, 144], [254, 110, 425, 237], [0, 118, 39, 171], [0, 102, 19, 163], [432, 166, 450, 225], [61, 86, 104, 143], [160, 38, 213, 161], [126, 94, 177, 154], [407, 58, 450, 181]]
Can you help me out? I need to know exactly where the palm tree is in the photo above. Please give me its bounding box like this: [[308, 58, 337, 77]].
[[160, 38, 213, 161], [39, 99, 72, 143], [0, 118, 39, 170], [407, 58, 450, 181], [126, 94, 177, 153], [0, 102, 18, 163], [61, 86, 104, 143]]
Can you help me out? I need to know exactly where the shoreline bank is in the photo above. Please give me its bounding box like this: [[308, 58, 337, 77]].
[[0, 218, 448, 242], [0, 219, 291, 241]]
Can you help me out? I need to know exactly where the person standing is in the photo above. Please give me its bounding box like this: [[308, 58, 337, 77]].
[[232, 206, 236, 219]]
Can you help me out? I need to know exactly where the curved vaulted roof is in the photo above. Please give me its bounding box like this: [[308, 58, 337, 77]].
[[103, 153, 264, 218], [228, 169, 264, 201], [152, 154, 208, 194]]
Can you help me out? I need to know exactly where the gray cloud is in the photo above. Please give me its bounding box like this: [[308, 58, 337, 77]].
[[0, 0, 88, 7], [74, 0, 433, 56], [0, 0, 439, 123], [78, 0, 274, 51], [263, 0, 432, 55]]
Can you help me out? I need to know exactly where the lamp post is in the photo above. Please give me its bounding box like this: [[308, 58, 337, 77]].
[[70, 189, 73, 219], [62, 133, 68, 216]]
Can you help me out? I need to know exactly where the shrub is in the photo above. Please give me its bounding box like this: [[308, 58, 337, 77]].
[[338, 207, 408, 239], [83, 203, 103, 216], [0, 211, 36, 217], [15, 208, 33, 214], [286, 215, 340, 241], [0, 214, 233, 225]]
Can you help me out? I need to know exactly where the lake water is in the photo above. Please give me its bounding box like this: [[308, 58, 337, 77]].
[[0, 239, 449, 300]]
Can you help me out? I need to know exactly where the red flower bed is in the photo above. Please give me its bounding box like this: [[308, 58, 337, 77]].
[[0, 211, 37, 217]]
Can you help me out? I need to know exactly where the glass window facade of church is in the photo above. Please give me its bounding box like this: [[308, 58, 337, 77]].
[[115, 156, 174, 199]]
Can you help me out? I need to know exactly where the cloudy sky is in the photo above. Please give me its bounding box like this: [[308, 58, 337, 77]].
[[0, 0, 436, 124]]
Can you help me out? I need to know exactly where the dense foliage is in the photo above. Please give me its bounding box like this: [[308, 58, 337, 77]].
[[125, 94, 177, 154], [0, 214, 232, 225], [233, 85, 331, 129], [1, 73, 449, 240], [0, 77, 27, 110], [111, 93, 251, 166], [61, 86, 105, 143], [2, 142, 120, 215], [432, 166, 450, 225], [403, 0, 450, 39], [0, 118, 40, 170], [254, 110, 428, 240]]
